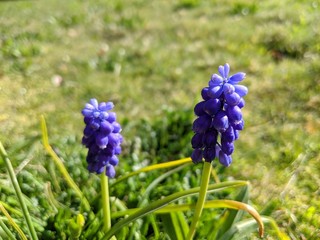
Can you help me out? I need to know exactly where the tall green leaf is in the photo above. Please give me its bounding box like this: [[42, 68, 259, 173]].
[[160, 211, 189, 240]]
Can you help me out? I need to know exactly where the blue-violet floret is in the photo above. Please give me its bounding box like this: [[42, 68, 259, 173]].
[[82, 98, 123, 178], [191, 63, 247, 166]]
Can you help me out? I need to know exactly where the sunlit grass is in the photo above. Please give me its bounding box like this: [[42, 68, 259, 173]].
[[1, 0, 319, 239]]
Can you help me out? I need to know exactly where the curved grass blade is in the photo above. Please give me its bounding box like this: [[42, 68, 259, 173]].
[[0, 200, 23, 217], [140, 163, 190, 208], [113, 198, 265, 217], [218, 216, 289, 240], [128, 162, 189, 238], [137, 164, 190, 239], [0, 142, 38, 240], [208, 200, 264, 237], [102, 181, 248, 239], [0, 202, 27, 240], [111, 198, 263, 238], [40, 115, 90, 211], [261, 216, 290, 240], [111, 158, 192, 186], [0, 217, 15, 240]]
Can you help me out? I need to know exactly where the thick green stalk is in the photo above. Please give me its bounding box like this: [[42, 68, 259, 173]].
[[101, 172, 111, 232], [0, 142, 38, 240], [186, 161, 212, 240]]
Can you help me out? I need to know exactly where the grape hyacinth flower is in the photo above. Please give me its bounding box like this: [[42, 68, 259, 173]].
[[81, 99, 123, 178], [191, 63, 248, 167]]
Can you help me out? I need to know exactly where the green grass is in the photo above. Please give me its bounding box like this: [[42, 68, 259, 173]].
[[1, 0, 320, 239]]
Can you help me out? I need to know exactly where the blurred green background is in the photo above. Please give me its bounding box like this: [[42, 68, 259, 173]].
[[0, 0, 319, 239]]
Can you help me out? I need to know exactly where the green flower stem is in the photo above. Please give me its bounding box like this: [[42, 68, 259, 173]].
[[40, 115, 90, 211], [186, 161, 212, 240], [101, 172, 111, 232], [0, 142, 38, 240], [102, 180, 247, 239]]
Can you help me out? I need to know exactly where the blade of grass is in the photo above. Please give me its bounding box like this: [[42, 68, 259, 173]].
[[211, 166, 220, 183], [0, 142, 38, 240], [111, 158, 192, 186], [0, 202, 28, 240], [218, 216, 287, 240], [113, 199, 260, 216], [176, 210, 189, 238], [136, 163, 190, 240], [160, 213, 182, 240], [40, 115, 90, 211], [139, 163, 191, 208], [111, 199, 264, 238], [102, 180, 247, 239], [261, 216, 290, 240], [0, 200, 23, 217], [128, 162, 190, 237], [213, 200, 264, 238], [149, 215, 160, 239], [0, 217, 15, 240]]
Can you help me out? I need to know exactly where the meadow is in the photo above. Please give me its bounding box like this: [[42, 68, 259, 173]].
[[0, 0, 319, 239]]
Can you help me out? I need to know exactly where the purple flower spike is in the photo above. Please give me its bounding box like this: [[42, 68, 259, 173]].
[[219, 151, 232, 167], [221, 126, 235, 142], [203, 129, 218, 147], [212, 111, 229, 132], [82, 99, 123, 178], [89, 98, 99, 108], [201, 87, 211, 100], [106, 165, 116, 178], [209, 74, 223, 86], [203, 148, 216, 162], [109, 155, 119, 166], [192, 115, 212, 133], [221, 140, 234, 155], [234, 85, 248, 97], [223, 63, 230, 78], [225, 92, 241, 106], [190, 63, 248, 166], [204, 98, 221, 116], [194, 101, 206, 116], [238, 98, 245, 108], [208, 86, 223, 99], [229, 72, 246, 84], [226, 106, 242, 122], [191, 133, 204, 149], [191, 148, 203, 164]]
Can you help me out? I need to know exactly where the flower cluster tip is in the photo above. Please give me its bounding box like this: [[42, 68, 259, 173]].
[[81, 98, 123, 178], [191, 63, 248, 166]]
